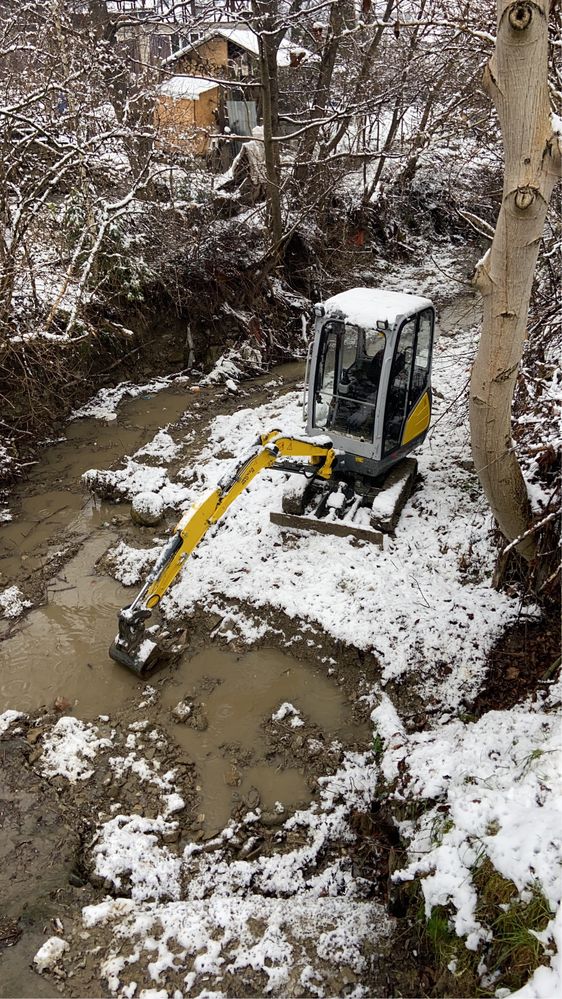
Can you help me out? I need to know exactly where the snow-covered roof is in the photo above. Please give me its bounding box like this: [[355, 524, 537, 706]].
[[159, 75, 219, 100], [214, 26, 311, 67], [322, 288, 433, 327], [163, 25, 314, 69]]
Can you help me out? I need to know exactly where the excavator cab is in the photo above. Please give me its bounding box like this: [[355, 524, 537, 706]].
[[306, 289, 435, 478]]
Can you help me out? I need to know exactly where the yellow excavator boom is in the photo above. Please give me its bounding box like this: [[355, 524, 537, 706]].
[[109, 431, 336, 673]]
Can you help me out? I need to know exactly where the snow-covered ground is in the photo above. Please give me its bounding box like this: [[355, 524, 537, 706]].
[[2, 266, 558, 996], [100, 305, 526, 711], [373, 694, 562, 997]]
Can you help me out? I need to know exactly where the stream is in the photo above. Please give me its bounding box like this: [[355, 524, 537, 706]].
[[0, 293, 483, 999], [0, 363, 370, 835]]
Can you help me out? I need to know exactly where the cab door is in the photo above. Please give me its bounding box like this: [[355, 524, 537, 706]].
[[383, 308, 434, 456]]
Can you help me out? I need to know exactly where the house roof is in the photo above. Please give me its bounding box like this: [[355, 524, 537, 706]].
[[162, 25, 314, 69], [159, 75, 219, 100]]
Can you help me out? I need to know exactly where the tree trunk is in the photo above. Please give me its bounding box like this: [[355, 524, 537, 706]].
[[258, 31, 283, 246], [469, 0, 561, 559]]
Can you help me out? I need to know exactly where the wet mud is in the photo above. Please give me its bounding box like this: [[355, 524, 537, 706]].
[[0, 296, 489, 997], [0, 359, 380, 997], [161, 645, 370, 834]]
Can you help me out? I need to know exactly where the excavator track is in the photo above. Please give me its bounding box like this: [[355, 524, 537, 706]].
[[269, 457, 417, 545]]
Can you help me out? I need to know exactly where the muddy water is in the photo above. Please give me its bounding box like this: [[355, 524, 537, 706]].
[[0, 533, 144, 713], [0, 382, 198, 712], [0, 364, 304, 586], [1, 362, 364, 819], [162, 646, 366, 834], [0, 383, 191, 584]]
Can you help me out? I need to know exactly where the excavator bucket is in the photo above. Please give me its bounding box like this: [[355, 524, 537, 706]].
[[109, 605, 161, 675], [108, 637, 160, 675]]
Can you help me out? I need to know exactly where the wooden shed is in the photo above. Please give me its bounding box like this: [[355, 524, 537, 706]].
[[155, 75, 220, 156]]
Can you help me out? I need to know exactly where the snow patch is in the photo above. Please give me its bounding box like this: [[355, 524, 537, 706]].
[[0, 709, 26, 736], [378, 706, 562, 960], [72, 377, 176, 422], [33, 936, 70, 973], [0, 585, 32, 619], [40, 717, 111, 782], [92, 814, 181, 901]]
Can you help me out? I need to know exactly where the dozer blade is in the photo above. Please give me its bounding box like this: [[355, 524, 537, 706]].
[[269, 510, 384, 546]]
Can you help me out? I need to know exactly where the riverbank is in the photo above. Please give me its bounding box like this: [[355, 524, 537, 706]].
[[0, 252, 560, 998]]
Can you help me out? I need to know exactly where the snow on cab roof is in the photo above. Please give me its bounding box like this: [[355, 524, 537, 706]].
[[323, 288, 433, 327], [159, 75, 219, 100]]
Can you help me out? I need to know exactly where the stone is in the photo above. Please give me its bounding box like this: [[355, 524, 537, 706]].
[[131, 491, 164, 527], [54, 696, 72, 712], [192, 709, 208, 732], [260, 810, 285, 828], [26, 727, 45, 745], [224, 765, 241, 787], [172, 699, 193, 722]]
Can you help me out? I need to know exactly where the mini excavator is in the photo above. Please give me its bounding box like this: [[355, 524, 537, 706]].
[[109, 288, 435, 674]]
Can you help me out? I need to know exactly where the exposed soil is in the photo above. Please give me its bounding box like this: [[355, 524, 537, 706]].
[[1, 283, 557, 998], [0, 636, 381, 998], [470, 606, 561, 717]]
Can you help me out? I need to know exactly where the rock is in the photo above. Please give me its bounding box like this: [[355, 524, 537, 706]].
[[238, 836, 262, 859], [192, 708, 208, 732], [26, 727, 45, 745], [172, 699, 193, 722], [244, 786, 261, 809], [131, 491, 164, 527], [307, 737, 323, 758], [54, 696, 72, 713], [33, 937, 70, 974], [68, 871, 87, 888], [224, 765, 241, 787], [260, 810, 285, 828]]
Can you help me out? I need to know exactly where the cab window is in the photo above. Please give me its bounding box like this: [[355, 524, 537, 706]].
[[383, 309, 434, 455], [383, 317, 415, 454], [411, 309, 432, 399], [313, 320, 385, 441], [313, 321, 340, 428]]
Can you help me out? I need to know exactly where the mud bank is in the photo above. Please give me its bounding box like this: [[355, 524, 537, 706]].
[[3, 270, 553, 999], [0, 359, 390, 997]]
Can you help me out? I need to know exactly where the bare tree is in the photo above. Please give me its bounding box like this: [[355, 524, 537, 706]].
[[469, 0, 561, 559]]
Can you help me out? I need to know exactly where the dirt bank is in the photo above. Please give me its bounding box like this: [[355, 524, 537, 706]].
[[3, 261, 557, 998]]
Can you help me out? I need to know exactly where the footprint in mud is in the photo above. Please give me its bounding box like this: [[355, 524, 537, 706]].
[[160, 645, 370, 837]]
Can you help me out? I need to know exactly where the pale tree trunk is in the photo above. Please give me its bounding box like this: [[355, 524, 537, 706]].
[[470, 0, 561, 559]]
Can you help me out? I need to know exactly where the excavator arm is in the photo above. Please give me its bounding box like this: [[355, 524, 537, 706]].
[[109, 430, 337, 674]]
